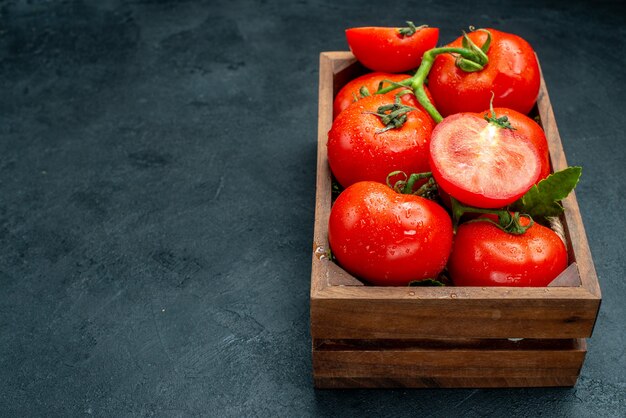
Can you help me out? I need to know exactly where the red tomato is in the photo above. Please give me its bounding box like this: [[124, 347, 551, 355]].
[[346, 25, 439, 73], [328, 93, 435, 189], [429, 29, 540, 116], [333, 72, 411, 118], [448, 216, 568, 287], [328, 181, 453, 286], [491, 107, 551, 180], [429, 112, 541, 208]]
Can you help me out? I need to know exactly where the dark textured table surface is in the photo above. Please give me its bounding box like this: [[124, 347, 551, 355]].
[[1, 1, 625, 416]]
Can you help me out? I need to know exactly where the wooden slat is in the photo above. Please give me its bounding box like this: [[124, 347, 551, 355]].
[[314, 376, 580, 389], [311, 287, 598, 339], [536, 64, 602, 300], [313, 338, 585, 388]]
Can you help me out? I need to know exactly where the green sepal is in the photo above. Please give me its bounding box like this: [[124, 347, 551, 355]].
[[510, 166, 582, 220], [455, 56, 484, 72], [398, 21, 427, 37]]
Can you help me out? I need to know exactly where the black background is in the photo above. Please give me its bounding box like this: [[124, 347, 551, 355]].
[[1, 0, 625, 416]]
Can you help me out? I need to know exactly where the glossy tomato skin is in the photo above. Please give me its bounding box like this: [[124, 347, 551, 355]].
[[429, 28, 540, 116], [328, 181, 453, 286], [328, 94, 435, 189], [333, 72, 410, 118], [448, 217, 568, 287], [490, 107, 551, 180], [346, 26, 439, 73], [429, 112, 541, 208]]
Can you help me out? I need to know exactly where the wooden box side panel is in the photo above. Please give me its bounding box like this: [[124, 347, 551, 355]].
[[311, 285, 599, 339], [536, 73, 601, 300]]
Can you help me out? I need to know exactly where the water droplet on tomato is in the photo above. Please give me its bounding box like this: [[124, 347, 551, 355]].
[[404, 230, 416, 236]]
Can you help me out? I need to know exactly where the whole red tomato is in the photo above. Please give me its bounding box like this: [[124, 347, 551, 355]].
[[429, 112, 541, 208], [346, 24, 439, 73], [429, 29, 540, 116], [490, 107, 551, 180], [328, 93, 435, 188], [448, 216, 568, 287], [333, 72, 411, 118], [328, 181, 453, 286]]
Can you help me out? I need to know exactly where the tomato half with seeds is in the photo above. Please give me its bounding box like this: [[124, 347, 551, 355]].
[[429, 28, 540, 116], [328, 93, 435, 189], [333, 72, 411, 118], [329, 181, 453, 286], [346, 24, 439, 73], [490, 107, 551, 180], [448, 216, 568, 287], [429, 112, 541, 208]]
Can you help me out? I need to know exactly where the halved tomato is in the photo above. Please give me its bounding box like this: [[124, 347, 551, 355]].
[[429, 112, 541, 208], [490, 107, 551, 180], [346, 24, 439, 73]]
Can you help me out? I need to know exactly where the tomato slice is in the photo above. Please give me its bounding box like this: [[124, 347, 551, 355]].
[[429, 113, 541, 208], [491, 107, 551, 181], [346, 25, 438, 73]]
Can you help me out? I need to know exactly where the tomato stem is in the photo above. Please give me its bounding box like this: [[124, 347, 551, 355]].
[[386, 171, 435, 198], [397, 21, 428, 37], [450, 197, 534, 235], [484, 92, 516, 129]]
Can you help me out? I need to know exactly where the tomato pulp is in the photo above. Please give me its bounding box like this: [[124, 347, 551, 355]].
[[429, 112, 541, 208], [490, 107, 551, 180]]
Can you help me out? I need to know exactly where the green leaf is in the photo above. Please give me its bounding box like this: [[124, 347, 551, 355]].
[[511, 166, 582, 219]]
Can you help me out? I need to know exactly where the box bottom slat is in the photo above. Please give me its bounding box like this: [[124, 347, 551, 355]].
[[313, 338, 585, 388], [314, 375, 580, 389]]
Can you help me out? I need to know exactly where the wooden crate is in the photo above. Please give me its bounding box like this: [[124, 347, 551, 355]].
[[310, 52, 601, 388]]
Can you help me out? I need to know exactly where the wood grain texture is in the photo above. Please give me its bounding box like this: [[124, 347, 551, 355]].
[[536, 63, 602, 300], [313, 338, 586, 388]]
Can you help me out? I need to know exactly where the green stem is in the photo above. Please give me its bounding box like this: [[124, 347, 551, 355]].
[[386, 171, 437, 199], [450, 197, 534, 235], [403, 172, 432, 194]]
